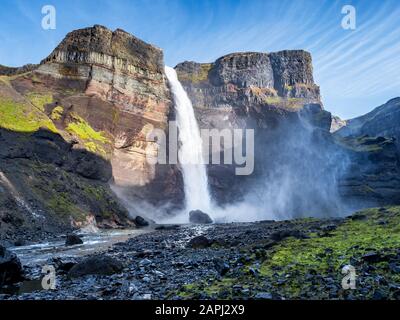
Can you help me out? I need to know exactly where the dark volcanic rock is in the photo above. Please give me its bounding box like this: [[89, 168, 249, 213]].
[[189, 210, 213, 224], [37, 25, 179, 209], [270, 230, 308, 241], [214, 258, 230, 276], [43, 24, 164, 73], [155, 224, 180, 231], [52, 257, 77, 273], [13, 239, 26, 247], [176, 50, 321, 113], [65, 234, 83, 246], [0, 128, 131, 242], [300, 103, 332, 131], [187, 236, 212, 249], [0, 245, 24, 285], [3, 208, 399, 301], [361, 252, 389, 263], [135, 216, 150, 227], [68, 255, 124, 278]]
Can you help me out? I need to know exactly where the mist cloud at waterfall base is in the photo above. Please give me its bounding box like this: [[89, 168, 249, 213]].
[[111, 112, 356, 225], [206, 113, 354, 223], [179, 111, 353, 224]]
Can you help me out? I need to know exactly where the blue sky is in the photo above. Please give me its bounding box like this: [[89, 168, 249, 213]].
[[0, 0, 399, 119]]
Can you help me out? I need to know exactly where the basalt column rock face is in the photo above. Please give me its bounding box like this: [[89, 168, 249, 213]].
[[176, 50, 321, 112]]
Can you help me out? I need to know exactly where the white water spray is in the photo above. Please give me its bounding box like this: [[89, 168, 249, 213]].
[[164, 66, 212, 214]]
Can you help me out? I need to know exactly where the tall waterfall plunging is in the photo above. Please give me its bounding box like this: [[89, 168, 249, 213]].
[[164, 66, 212, 214]]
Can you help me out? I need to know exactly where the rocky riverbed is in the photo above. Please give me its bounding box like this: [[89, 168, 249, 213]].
[[1, 206, 400, 300]]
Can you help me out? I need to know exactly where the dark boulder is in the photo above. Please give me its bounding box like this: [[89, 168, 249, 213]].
[[213, 258, 230, 276], [0, 245, 24, 285], [187, 236, 212, 249], [321, 224, 337, 232], [361, 252, 389, 263], [68, 255, 124, 278], [270, 229, 308, 241], [155, 224, 180, 231], [135, 216, 149, 227], [14, 239, 26, 247], [189, 210, 213, 224], [65, 234, 83, 246], [349, 213, 367, 221], [71, 150, 112, 182], [52, 257, 77, 273]]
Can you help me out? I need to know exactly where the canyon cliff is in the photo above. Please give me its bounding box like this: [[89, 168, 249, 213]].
[[1, 25, 400, 240], [335, 97, 400, 207], [175, 52, 400, 216], [336, 98, 400, 148]]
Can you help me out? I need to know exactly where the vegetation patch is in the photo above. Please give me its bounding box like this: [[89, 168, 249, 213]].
[[285, 98, 304, 110], [250, 86, 278, 97], [25, 161, 120, 222], [175, 207, 400, 299], [0, 98, 57, 133], [264, 96, 282, 105], [83, 142, 105, 156], [66, 112, 109, 156], [337, 135, 394, 153], [262, 96, 303, 110], [67, 113, 108, 143], [257, 207, 400, 297], [47, 192, 87, 221], [50, 106, 64, 121], [178, 63, 213, 83], [27, 92, 53, 111]]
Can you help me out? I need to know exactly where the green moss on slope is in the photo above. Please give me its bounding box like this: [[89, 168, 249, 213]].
[[0, 98, 57, 133], [67, 113, 108, 143], [66, 113, 109, 156], [27, 92, 53, 111], [50, 106, 64, 121], [336, 135, 392, 153], [26, 161, 120, 222], [175, 206, 400, 300], [255, 207, 400, 298]]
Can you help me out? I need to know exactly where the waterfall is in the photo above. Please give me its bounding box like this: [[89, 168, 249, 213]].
[[164, 66, 212, 214]]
